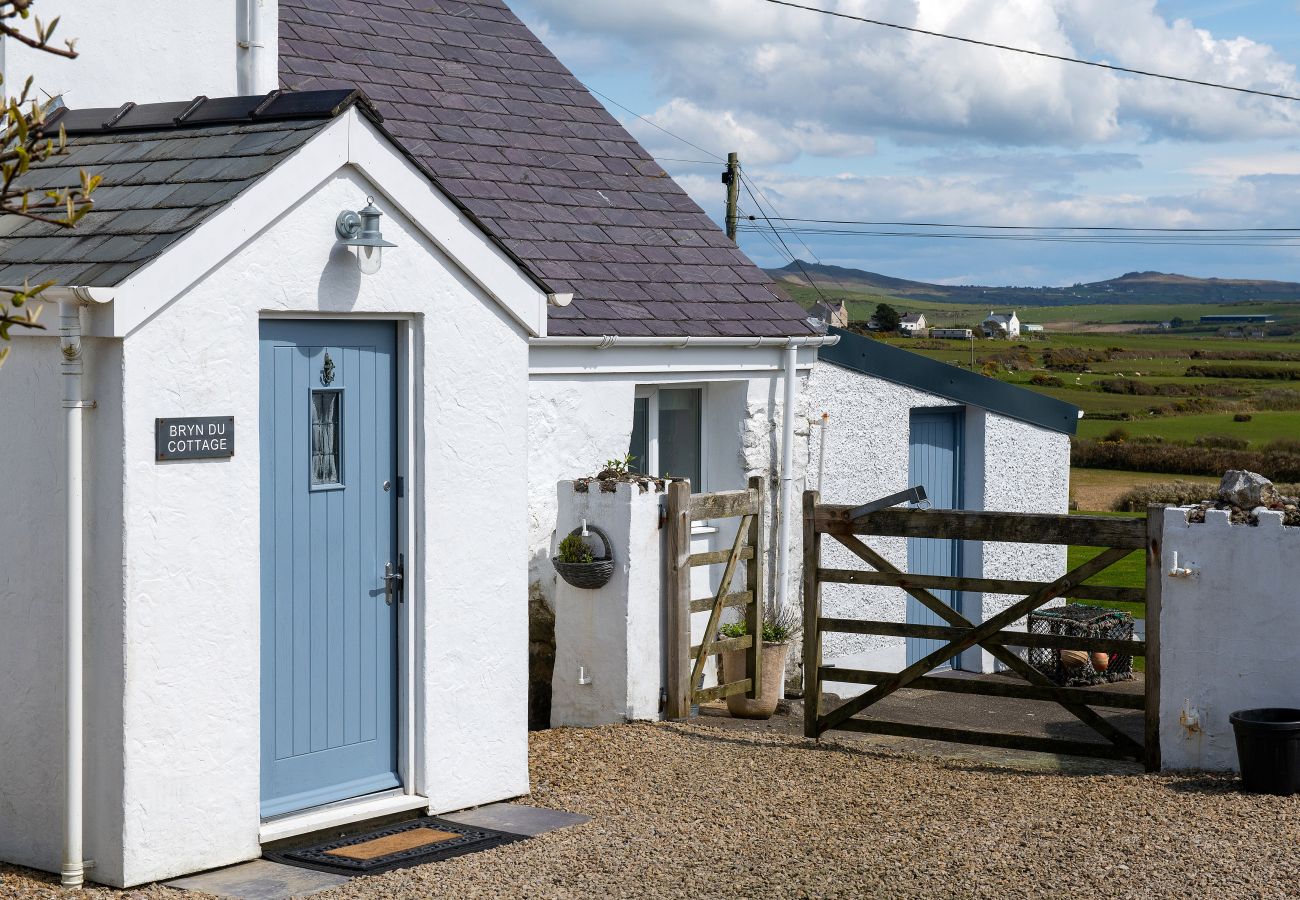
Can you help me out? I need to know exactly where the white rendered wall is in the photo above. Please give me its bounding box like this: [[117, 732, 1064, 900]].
[[550, 481, 665, 727], [0, 331, 125, 882], [1160, 509, 1300, 772], [2, 0, 278, 109], [805, 360, 1069, 678], [1, 166, 532, 886]]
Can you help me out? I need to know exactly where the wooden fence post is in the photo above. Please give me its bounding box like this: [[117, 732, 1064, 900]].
[[665, 480, 692, 719], [745, 475, 766, 701], [802, 489, 822, 738], [1144, 505, 1166, 772]]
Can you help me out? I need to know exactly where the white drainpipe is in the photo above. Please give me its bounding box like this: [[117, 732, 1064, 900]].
[[59, 298, 87, 888], [775, 343, 798, 617], [237, 0, 264, 96]]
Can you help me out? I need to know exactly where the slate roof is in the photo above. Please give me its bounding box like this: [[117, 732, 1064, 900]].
[[278, 0, 819, 338], [0, 91, 374, 288]]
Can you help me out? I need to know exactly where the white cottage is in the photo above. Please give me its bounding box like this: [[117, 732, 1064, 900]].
[[0, 90, 558, 887], [0, 0, 1079, 888]]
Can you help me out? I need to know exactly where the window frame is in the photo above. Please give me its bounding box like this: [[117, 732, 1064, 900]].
[[631, 383, 708, 493]]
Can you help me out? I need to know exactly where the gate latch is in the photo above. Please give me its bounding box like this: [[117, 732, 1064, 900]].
[[849, 485, 929, 521], [384, 555, 405, 605]]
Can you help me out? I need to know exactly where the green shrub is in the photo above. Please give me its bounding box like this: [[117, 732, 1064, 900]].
[[719, 605, 802, 644], [1071, 439, 1300, 482], [1258, 389, 1300, 410], [1194, 434, 1249, 451], [1185, 364, 1300, 380], [1233, 413, 1253, 422], [1101, 427, 1130, 443], [1029, 373, 1064, 387], [557, 532, 594, 565]]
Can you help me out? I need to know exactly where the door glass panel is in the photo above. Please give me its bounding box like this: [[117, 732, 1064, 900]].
[[311, 390, 342, 485], [659, 388, 701, 487], [629, 396, 649, 475]]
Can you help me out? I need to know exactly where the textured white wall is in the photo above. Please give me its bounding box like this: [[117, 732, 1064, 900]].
[[0, 332, 125, 881], [805, 360, 1069, 676], [0, 165, 532, 886], [551, 481, 665, 726], [1160, 510, 1300, 772], [2, 0, 278, 109]]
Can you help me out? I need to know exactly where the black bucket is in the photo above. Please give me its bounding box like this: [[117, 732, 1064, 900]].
[[1229, 708, 1300, 796]]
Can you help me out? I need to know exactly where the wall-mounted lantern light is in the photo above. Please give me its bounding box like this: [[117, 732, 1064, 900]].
[[335, 196, 396, 275]]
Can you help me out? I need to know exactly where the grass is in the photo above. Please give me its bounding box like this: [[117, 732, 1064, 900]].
[[1069, 466, 1217, 512], [1067, 509, 1148, 670], [1076, 410, 1300, 447]]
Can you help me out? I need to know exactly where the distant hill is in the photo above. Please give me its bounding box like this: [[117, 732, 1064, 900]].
[[765, 262, 1300, 307]]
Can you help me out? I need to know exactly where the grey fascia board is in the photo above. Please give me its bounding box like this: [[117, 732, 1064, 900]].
[[819, 327, 1080, 435]]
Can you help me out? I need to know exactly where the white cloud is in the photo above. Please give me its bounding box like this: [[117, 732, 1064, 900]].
[[519, 0, 1300, 150]]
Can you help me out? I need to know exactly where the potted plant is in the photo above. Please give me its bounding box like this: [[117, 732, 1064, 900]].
[[718, 605, 801, 720], [552, 525, 614, 590]]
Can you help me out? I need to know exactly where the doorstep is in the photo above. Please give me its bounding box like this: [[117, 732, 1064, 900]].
[[259, 792, 431, 844]]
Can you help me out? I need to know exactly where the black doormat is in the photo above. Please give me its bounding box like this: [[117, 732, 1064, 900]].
[[265, 816, 526, 876]]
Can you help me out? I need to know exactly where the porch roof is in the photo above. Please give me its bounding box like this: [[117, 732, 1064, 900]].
[[0, 90, 373, 288]]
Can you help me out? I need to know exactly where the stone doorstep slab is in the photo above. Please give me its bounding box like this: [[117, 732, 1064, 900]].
[[439, 802, 590, 837], [166, 859, 348, 900], [166, 804, 587, 898]]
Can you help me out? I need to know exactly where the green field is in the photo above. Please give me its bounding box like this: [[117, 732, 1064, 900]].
[[1068, 511, 1147, 668], [1075, 410, 1300, 446], [785, 283, 1300, 330]]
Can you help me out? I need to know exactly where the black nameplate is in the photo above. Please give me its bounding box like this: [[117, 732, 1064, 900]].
[[156, 416, 235, 461]]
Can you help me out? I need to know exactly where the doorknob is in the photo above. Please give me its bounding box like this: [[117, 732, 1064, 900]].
[[383, 558, 404, 605]]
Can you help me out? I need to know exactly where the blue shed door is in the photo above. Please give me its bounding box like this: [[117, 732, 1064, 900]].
[[259, 320, 400, 818], [906, 408, 965, 668]]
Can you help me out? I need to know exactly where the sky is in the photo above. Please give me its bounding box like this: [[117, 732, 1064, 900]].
[[510, 0, 1300, 287]]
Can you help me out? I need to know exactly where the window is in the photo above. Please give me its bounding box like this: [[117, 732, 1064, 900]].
[[310, 390, 342, 486], [628, 387, 703, 488]]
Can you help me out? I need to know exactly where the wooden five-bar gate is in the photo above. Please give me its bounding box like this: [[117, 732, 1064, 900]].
[[802, 491, 1165, 770], [664, 476, 767, 719]]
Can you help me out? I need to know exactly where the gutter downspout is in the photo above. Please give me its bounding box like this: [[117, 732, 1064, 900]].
[[59, 298, 89, 888], [775, 343, 798, 619], [236, 0, 264, 96]]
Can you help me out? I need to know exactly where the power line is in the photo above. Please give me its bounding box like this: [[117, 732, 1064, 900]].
[[738, 175, 830, 301], [740, 172, 824, 266], [582, 82, 725, 162], [736, 224, 1300, 248], [760, 0, 1300, 104], [748, 216, 1300, 233]]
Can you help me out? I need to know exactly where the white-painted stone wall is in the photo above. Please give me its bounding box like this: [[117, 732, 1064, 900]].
[[550, 481, 665, 727], [526, 364, 813, 621], [805, 360, 1070, 676], [2, 0, 278, 109], [1159, 508, 1300, 772], [0, 166, 532, 886], [0, 332, 125, 882]]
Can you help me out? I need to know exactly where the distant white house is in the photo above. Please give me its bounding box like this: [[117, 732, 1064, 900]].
[[982, 310, 1021, 338], [1023, 323, 1044, 334], [899, 312, 927, 336], [932, 327, 974, 340]]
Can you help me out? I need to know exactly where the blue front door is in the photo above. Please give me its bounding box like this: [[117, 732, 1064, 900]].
[[259, 320, 400, 818], [906, 408, 965, 668]]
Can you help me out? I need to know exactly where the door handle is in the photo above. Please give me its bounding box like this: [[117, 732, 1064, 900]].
[[383, 557, 404, 605]]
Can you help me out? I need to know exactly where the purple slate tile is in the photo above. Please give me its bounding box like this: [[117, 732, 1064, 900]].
[[278, 0, 819, 339]]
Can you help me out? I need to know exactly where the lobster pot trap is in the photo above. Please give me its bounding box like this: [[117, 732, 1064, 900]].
[[1028, 605, 1136, 687]]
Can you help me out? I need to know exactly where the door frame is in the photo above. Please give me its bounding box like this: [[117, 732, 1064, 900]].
[[258, 312, 423, 821]]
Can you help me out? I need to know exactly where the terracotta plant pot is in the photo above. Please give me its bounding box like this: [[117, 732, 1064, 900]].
[[721, 641, 790, 720]]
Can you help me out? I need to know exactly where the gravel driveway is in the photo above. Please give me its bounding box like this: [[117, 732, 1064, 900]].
[[4, 720, 1297, 899]]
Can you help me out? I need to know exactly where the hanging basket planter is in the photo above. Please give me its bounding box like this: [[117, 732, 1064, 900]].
[[552, 524, 615, 590]]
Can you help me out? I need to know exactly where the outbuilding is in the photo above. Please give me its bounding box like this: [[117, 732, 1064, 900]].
[[0, 90, 554, 887], [808, 329, 1079, 676]]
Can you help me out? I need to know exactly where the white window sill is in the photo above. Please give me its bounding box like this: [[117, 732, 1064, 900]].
[[690, 524, 719, 535]]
